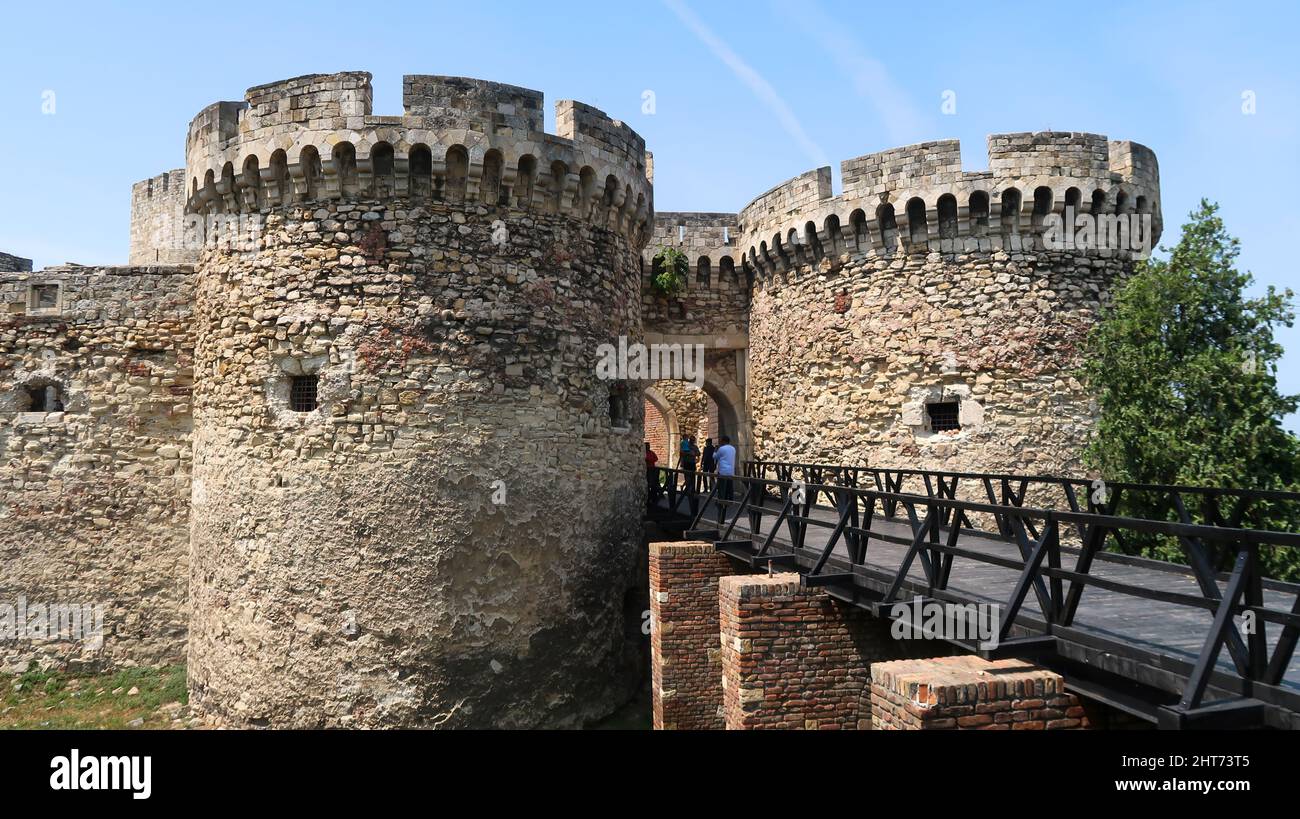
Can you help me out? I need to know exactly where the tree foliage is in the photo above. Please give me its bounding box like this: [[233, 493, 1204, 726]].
[[650, 246, 688, 297], [1082, 200, 1300, 579]]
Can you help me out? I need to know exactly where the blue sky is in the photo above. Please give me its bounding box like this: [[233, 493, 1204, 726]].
[[1, 0, 1297, 428]]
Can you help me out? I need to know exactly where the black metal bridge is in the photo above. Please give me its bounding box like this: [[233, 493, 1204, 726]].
[[648, 460, 1300, 730]]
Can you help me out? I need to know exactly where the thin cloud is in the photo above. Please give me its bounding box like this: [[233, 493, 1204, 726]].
[[661, 0, 830, 170], [773, 0, 927, 145]]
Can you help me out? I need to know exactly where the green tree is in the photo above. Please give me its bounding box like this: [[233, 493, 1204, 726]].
[[1082, 200, 1300, 579], [649, 246, 689, 297]]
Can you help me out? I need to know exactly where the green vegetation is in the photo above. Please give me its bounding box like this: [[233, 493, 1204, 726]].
[[1, 662, 189, 730], [1082, 199, 1300, 580], [650, 246, 689, 297]]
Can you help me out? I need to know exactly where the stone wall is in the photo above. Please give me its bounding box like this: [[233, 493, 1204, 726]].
[[748, 247, 1126, 482], [187, 194, 648, 728], [182, 72, 652, 242], [740, 167, 833, 230], [0, 265, 194, 671], [0, 253, 33, 273], [177, 70, 656, 728], [643, 212, 748, 340], [130, 170, 198, 266], [738, 132, 1159, 490]]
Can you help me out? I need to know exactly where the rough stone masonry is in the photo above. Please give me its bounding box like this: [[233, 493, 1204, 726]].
[[0, 68, 1159, 728]]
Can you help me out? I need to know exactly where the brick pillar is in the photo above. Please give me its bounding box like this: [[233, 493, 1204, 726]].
[[649, 541, 739, 730], [719, 573, 904, 730], [871, 655, 1094, 729]]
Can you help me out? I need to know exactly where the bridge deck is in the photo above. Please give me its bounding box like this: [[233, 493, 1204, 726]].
[[657, 491, 1300, 709]]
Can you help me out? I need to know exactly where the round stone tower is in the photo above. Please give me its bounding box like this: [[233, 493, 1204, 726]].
[[737, 132, 1160, 480], [183, 72, 652, 727]]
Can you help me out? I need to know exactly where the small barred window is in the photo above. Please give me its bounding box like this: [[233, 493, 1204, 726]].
[[290, 375, 319, 413], [926, 401, 960, 433]]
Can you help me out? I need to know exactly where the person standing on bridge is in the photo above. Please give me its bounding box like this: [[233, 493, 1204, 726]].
[[678, 434, 696, 491], [701, 437, 717, 490], [645, 443, 660, 504], [715, 435, 736, 502]]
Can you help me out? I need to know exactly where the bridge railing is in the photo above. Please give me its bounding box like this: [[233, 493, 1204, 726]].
[[742, 459, 1300, 570], [651, 465, 1300, 724]]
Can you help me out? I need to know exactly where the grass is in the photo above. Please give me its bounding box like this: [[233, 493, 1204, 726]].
[[0, 663, 189, 730], [2, 663, 649, 729]]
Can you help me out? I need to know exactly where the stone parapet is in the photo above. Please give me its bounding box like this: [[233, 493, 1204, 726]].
[[737, 132, 1161, 272], [182, 72, 652, 244]]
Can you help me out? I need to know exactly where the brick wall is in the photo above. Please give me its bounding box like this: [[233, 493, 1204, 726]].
[[718, 573, 920, 730], [652, 561, 1148, 732], [872, 655, 1096, 730], [648, 541, 744, 729], [644, 399, 669, 459]]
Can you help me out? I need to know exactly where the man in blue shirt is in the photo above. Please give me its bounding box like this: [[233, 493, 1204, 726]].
[[678, 434, 696, 471], [715, 435, 736, 501]]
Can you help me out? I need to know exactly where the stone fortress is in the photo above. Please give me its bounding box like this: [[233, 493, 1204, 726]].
[[0, 70, 1159, 728]]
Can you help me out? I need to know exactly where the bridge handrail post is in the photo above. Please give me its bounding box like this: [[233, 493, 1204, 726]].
[[998, 514, 1057, 643], [1180, 543, 1254, 711]]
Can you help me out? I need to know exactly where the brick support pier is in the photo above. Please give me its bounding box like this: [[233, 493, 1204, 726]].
[[648, 541, 742, 730], [871, 655, 1096, 729], [718, 573, 909, 730]]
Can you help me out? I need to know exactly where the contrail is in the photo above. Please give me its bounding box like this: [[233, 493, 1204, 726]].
[[772, 0, 927, 145], [661, 0, 830, 170]]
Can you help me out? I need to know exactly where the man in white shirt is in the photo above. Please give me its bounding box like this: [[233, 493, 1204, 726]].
[[714, 435, 737, 501]]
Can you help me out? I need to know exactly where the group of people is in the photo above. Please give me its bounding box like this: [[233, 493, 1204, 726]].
[[644, 433, 737, 500]]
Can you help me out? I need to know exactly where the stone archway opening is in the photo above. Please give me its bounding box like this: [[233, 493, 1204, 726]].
[[643, 385, 678, 465], [645, 377, 750, 468], [703, 381, 749, 466]]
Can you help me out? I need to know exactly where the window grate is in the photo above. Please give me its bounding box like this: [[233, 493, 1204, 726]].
[[290, 375, 319, 413], [927, 401, 960, 432]]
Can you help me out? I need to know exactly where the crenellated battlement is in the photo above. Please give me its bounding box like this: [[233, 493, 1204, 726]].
[[130, 169, 195, 265], [645, 212, 746, 287], [737, 131, 1161, 276], [130, 169, 188, 203], [183, 71, 653, 244]]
